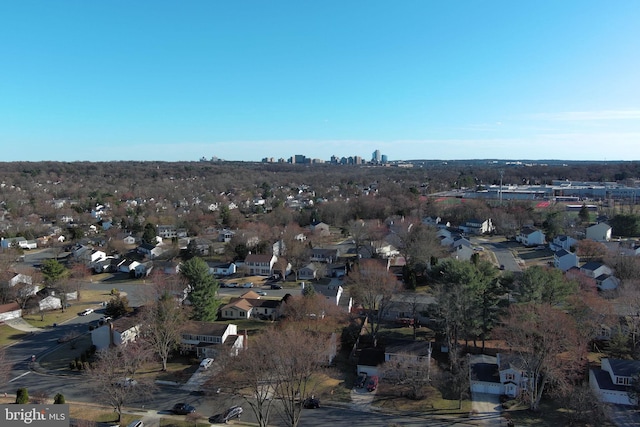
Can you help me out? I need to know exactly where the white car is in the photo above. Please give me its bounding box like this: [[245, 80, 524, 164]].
[[78, 308, 94, 316], [200, 358, 214, 369], [242, 282, 254, 288]]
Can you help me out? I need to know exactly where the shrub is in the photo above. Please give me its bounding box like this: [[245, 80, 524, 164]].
[[110, 288, 120, 296], [70, 360, 77, 370], [16, 387, 29, 404], [54, 393, 65, 404]]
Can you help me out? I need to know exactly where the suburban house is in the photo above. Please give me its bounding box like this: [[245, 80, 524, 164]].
[[35, 287, 78, 311], [460, 218, 495, 235], [219, 292, 281, 320], [0, 237, 37, 250], [596, 274, 621, 291], [356, 347, 385, 377], [586, 222, 612, 242], [550, 235, 578, 252], [554, 249, 579, 272], [217, 228, 235, 243], [91, 314, 141, 350], [0, 302, 21, 322], [298, 263, 318, 280], [590, 358, 640, 405], [310, 248, 340, 263], [580, 261, 613, 279], [384, 293, 436, 325], [309, 221, 331, 236], [244, 253, 277, 276], [450, 237, 474, 261], [309, 283, 353, 313], [180, 321, 244, 358], [515, 226, 546, 247], [470, 353, 529, 397], [207, 262, 237, 277]]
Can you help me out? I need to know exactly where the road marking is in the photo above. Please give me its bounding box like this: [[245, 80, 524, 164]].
[[9, 372, 31, 382]]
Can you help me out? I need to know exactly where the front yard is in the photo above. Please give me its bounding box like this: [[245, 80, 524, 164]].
[[22, 289, 117, 328]]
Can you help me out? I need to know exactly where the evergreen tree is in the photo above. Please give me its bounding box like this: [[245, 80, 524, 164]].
[[53, 393, 65, 404], [41, 259, 68, 286], [181, 257, 220, 321], [142, 222, 157, 245], [16, 387, 29, 404]]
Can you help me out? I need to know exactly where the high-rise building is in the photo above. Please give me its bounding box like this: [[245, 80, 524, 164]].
[[372, 149, 381, 163]]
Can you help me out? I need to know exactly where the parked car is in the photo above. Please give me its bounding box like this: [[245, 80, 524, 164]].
[[114, 377, 138, 387], [499, 264, 505, 270], [226, 283, 238, 288], [242, 282, 254, 288], [126, 420, 144, 427], [172, 403, 196, 415], [366, 375, 379, 392], [303, 396, 320, 409], [78, 308, 94, 316], [256, 291, 267, 296], [355, 372, 368, 388], [270, 284, 283, 290], [199, 358, 214, 369], [210, 405, 243, 423]]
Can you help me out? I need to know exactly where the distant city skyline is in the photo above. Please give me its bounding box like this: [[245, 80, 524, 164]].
[[1, 2, 639, 162]]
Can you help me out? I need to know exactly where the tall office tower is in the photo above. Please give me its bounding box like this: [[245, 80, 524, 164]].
[[372, 149, 381, 163]]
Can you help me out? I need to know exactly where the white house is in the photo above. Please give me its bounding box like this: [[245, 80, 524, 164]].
[[208, 262, 237, 276], [551, 235, 578, 252], [516, 226, 545, 246], [580, 262, 613, 279], [244, 254, 277, 276], [469, 353, 529, 397], [596, 274, 620, 291], [554, 249, 579, 272], [180, 321, 244, 358], [586, 222, 612, 242], [590, 358, 640, 405], [460, 218, 494, 235], [91, 315, 141, 350]]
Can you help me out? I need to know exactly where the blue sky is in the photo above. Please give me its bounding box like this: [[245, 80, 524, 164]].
[[1, 1, 639, 162]]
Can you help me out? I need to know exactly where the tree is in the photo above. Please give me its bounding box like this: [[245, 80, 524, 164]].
[[578, 204, 591, 224], [142, 222, 157, 245], [496, 303, 584, 411], [53, 393, 66, 404], [140, 291, 187, 371], [181, 257, 220, 321], [517, 265, 576, 305], [16, 387, 29, 404], [105, 295, 131, 318], [348, 259, 402, 346], [381, 351, 432, 400], [576, 239, 607, 262], [87, 346, 156, 423], [212, 324, 332, 427], [41, 259, 68, 286]]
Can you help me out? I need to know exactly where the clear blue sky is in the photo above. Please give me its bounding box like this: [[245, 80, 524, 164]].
[[2, 1, 639, 162]]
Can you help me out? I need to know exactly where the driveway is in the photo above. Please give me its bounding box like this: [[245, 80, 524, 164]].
[[4, 317, 41, 332], [471, 392, 504, 425], [350, 387, 376, 411]]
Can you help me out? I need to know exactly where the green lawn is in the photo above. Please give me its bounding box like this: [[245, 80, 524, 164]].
[[0, 324, 27, 347]]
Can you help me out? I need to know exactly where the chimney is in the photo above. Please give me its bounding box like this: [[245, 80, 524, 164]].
[[109, 322, 115, 347]]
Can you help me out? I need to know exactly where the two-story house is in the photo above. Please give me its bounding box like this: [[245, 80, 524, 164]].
[[590, 358, 640, 405], [91, 313, 141, 350], [244, 254, 277, 276], [550, 235, 578, 252], [460, 218, 495, 235], [180, 321, 244, 358], [554, 249, 579, 272], [586, 222, 612, 242], [516, 226, 545, 247]]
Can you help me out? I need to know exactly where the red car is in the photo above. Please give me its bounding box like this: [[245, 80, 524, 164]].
[[366, 375, 378, 392]]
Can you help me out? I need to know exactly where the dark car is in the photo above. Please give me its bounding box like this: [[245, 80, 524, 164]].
[[270, 284, 283, 290], [210, 405, 243, 423], [172, 403, 196, 415], [303, 396, 320, 409], [366, 375, 379, 392], [355, 372, 368, 388]]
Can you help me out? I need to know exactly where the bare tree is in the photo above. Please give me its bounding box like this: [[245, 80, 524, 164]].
[[139, 290, 187, 371], [348, 259, 402, 346], [86, 346, 156, 423], [496, 303, 584, 411], [212, 324, 332, 427], [381, 351, 432, 400]]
